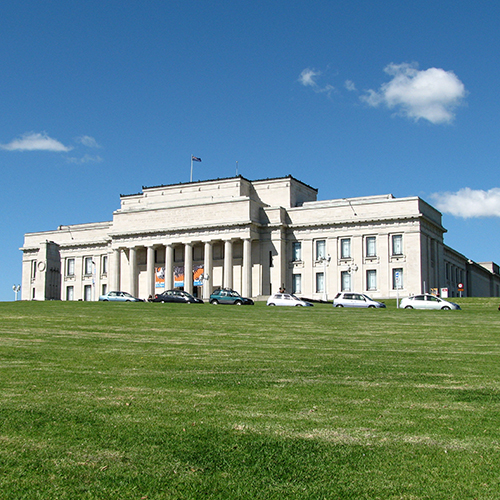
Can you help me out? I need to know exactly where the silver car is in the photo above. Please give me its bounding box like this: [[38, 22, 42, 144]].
[[400, 294, 461, 310], [267, 293, 313, 307], [99, 291, 144, 302], [333, 292, 386, 308]]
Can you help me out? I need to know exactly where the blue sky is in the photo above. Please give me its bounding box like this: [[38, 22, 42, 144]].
[[1, 0, 500, 301]]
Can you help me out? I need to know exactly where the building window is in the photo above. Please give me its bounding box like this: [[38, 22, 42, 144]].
[[31, 260, 37, 280], [392, 235, 403, 256], [84, 257, 93, 276], [316, 240, 326, 260], [366, 237, 376, 258], [393, 268, 403, 289], [66, 258, 75, 277], [292, 242, 302, 262], [66, 286, 74, 301], [366, 270, 377, 291], [292, 274, 302, 294], [102, 284, 107, 295], [340, 238, 351, 259], [341, 271, 351, 291], [101, 255, 108, 275], [84, 285, 92, 301], [316, 272, 324, 293]]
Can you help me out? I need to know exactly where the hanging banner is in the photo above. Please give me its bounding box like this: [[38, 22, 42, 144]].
[[155, 267, 165, 288], [193, 265, 204, 286], [174, 266, 184, 287]]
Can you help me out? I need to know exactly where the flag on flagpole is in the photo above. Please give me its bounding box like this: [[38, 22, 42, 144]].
[[192, 156, 202, 162]]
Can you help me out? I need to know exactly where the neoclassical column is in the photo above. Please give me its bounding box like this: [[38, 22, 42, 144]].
[[146, 245, 155, 299], [111, 248, 121, 291], [165, 244, 174, 290], [129, 246, 137, 297], [203, 241, 213, 300], [224, 239, 233, 290], [242, 238, 252, 298], [184, 242, 193, 294]]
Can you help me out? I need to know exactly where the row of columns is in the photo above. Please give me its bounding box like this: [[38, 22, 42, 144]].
[[111, 239, 253, 300]]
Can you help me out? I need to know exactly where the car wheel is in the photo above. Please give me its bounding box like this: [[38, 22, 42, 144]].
[[368, 305, 376, 308], [161, 301, 165, 303], [442, 306, 451, 310], [103, 299, 108, 302], [210, 299, 219, 305], [234, 300, 242, 306], [268, 303, 275, 306], [336, 304, 344, 307], [404, 305, 413, 309]]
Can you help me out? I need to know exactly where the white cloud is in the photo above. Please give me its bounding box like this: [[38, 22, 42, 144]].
[[431, 188, 500, 218], [66, 154, 103, 164], [0, 132, 72, 152], [345, 80, 356, 91], [298, 68, 321, 87], [76, 135, 101, 148], [361, 62, 466, 124]]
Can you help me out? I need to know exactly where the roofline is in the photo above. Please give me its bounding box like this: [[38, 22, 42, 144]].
[[120, 174, 318, 198]]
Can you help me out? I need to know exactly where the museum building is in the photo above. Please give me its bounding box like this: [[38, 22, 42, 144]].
[[21, 175, 500, 301]]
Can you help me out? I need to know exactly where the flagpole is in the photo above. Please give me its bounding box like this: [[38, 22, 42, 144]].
[[190, 155, 193, 183]]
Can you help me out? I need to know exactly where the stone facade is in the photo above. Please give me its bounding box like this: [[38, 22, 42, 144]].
[[20, 175, 500, 301]]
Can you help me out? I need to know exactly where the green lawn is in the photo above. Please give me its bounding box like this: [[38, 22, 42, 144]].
[[1, 298, 499, 499]]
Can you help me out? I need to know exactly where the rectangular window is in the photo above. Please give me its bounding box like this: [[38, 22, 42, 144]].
[[366, 270, 377, 291], [393, 268, 403, 289], [316, 272, 324, 293], [292, 242, 302, 261], [84, 285, 92, 301], [101, 255, 108, 275], [84, 257, 93, 275], [340, 238, 351, 259], [392, 235, 403, 256], [341, 271, 351, 291], [31, 260, 37, 280], [292, 274, 302, 294], [102, 284, 107, 296], [66, 286, 74, 301], [366, 237, 376, 258], [316, 240, 326, 260], [66, 258, 75, 277]]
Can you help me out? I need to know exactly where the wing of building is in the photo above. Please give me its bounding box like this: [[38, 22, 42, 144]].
[[20, 175, 500, 301]]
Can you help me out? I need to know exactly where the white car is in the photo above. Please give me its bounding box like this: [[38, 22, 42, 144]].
[[267, 293, 313, 307], [400, 294, 461, 310], [333, 292, 386, 308]]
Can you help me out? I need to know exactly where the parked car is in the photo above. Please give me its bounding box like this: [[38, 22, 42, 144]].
[[152, 289, 203, 304], [400, 294, 461, 310], [333, 292, 386, 308], [209, 288, 254, 305], [267, 293, 313, 307], [99, 291, 144, 302]]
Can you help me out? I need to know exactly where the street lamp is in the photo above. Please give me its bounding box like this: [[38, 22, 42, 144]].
[[318, 255, 331, 302], [12, 285, 21, 301], [348, 264, 358, 291]]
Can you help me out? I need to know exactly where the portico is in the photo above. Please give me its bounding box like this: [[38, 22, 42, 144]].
[[110, 236, 255, 300]]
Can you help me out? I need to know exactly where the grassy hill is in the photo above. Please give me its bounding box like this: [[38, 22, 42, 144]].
[[1, 298, 499, 499]]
